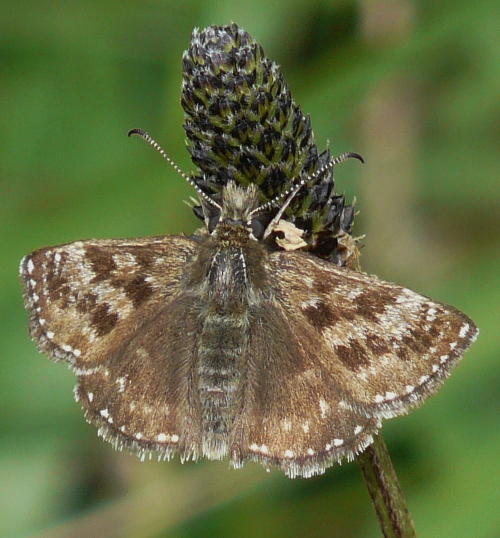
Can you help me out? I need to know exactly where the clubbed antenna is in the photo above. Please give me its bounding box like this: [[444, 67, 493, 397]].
[[260, 152, 364, 239]]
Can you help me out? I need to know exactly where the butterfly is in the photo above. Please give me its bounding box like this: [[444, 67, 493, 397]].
[[20, 129, 478, 478], [21, 23, 478, 478]]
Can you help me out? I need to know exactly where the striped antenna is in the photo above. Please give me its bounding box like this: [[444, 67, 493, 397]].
[[128, 129, 221, 210], [259, 152, 364, 239]]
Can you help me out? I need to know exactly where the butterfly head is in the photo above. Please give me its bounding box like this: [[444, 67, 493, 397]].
[[203, 182, 272, 241]]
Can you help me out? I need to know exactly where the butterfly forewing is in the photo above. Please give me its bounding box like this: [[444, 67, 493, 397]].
[[271, 251, 478, 419]]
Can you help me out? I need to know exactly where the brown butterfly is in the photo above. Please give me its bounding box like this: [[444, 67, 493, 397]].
[[20, 130, 478, 478]]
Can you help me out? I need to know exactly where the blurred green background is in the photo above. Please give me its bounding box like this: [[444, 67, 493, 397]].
[[2, 1, 499, 537]]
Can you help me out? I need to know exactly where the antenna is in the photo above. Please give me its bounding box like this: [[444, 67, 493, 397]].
[[258, 152, 364, 239], [128, 129, 221, 210]]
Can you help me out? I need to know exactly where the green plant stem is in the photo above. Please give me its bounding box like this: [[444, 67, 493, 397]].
[[356, 433, 417, 537]]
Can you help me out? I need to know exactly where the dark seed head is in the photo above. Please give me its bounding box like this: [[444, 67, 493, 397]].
[[181, 23, 357, 266]]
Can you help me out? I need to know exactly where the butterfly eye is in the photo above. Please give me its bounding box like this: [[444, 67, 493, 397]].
[[208, 215, 220, 234], [250, 217, 265, 240]]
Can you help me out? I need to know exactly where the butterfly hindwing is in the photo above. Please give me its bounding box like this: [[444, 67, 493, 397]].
[[76, 292, 204, 461], [229, 298, 380, 477]]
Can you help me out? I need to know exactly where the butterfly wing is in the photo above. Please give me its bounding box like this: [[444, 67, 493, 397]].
[[270, 251, 478, 419], [20, 236, 478, 476], [228, 298, 381, 477], [228, 250, 477, 477], [20, 235, 201, 458]]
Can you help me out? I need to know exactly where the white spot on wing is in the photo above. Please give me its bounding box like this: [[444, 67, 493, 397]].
[[116, 377, 126, 392], [333, 438, 344, 447], [319, 398, 329, 418], [27, 259, 35, 274], [426, 307, 437, 322], [285, 449, 294, 458], [157, 433, 168, 442], [100, 409, 110, 419], [459, 323, 470, 338], [171, 434, 179, 443], [354, 425, 363, 435], [374, 394, 385, 403]]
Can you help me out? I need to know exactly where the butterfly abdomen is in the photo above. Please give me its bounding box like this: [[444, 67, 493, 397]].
[[198, 313, 247, 457], [197, 244, 251, 459]]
